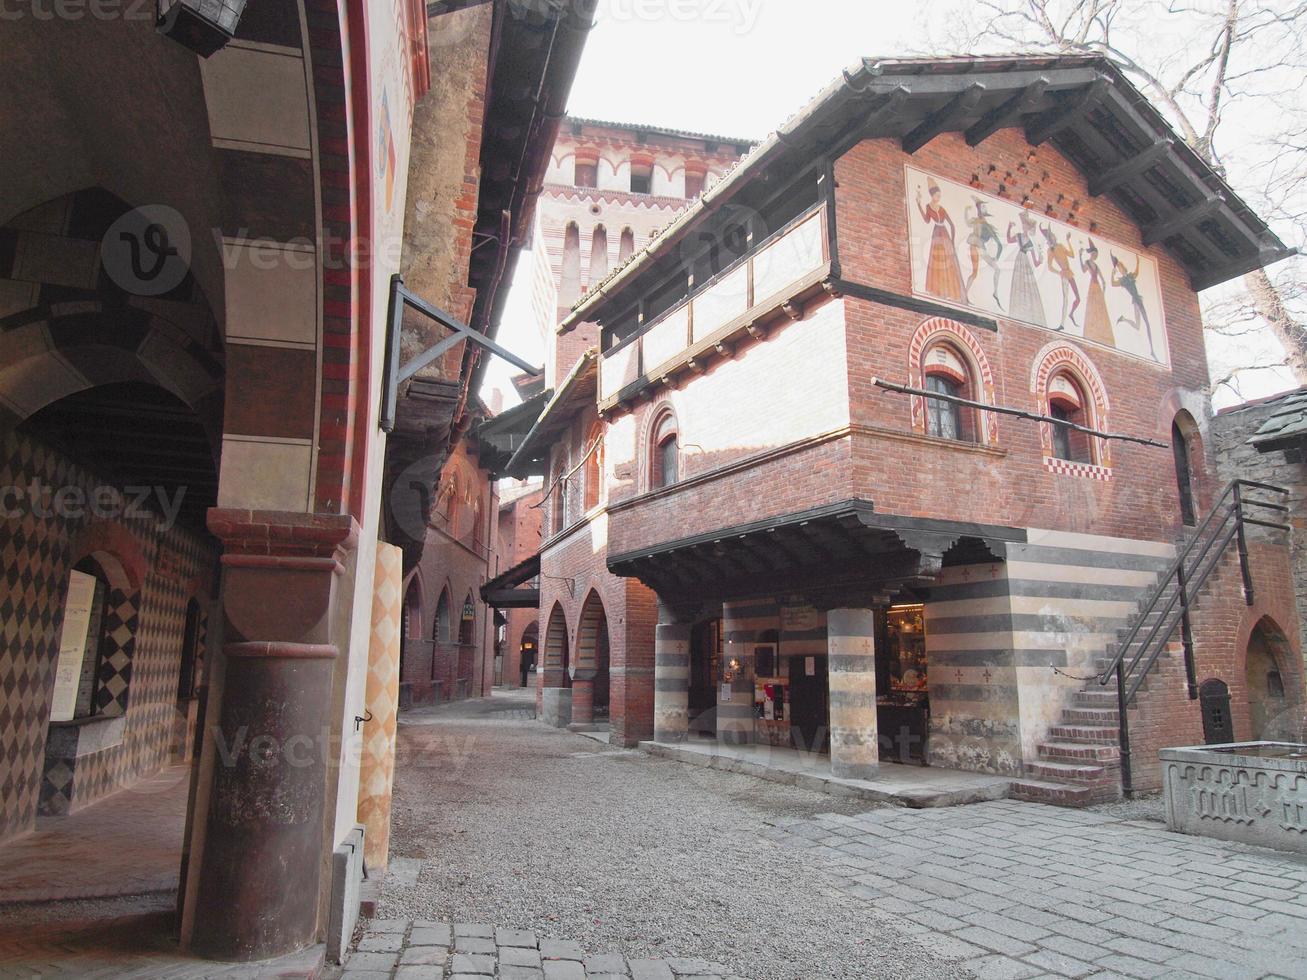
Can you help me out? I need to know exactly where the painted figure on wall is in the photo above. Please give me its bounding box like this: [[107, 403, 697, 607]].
[[906, 167, 1169, 365], [915, 181, 966, 303], [1111, 253, 1157, 359], [1041, 225, 1081, 331], [964, 199, 1004, 308], [1079, 240, 1115, 348], [1006, 210, 1046, 326]]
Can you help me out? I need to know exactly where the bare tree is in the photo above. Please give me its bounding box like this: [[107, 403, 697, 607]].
[[952, 0, 1307, 393]]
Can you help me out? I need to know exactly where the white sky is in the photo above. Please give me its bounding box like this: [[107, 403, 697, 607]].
[[480, 0, 1298, 410]]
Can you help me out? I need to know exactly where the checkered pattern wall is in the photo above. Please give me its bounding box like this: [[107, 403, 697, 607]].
[[0, 429, 217, 835]]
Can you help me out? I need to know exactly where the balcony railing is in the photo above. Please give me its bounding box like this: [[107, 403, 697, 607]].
[[599, 205, 829, 404]]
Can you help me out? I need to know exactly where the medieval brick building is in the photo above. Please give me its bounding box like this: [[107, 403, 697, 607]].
[[499, 55, 1301, 804], [0, 0, 591, 968]]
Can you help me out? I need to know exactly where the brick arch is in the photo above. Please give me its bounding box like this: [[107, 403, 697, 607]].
[[907, 317, 998, 443], [68, 523, 147, 717], [1031, 342, 1113, 471]]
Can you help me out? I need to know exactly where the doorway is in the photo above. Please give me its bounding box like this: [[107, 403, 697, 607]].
[[788, 654, 829, 754], [689, 619, 721, 737], [1200, 678, 1234, 744]]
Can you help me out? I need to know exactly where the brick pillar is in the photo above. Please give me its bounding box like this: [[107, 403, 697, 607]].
[[654, 602, 692, 744], [828, 607, 879, 780], [189, 510, 358, 961], [571, 673, 595, 724]]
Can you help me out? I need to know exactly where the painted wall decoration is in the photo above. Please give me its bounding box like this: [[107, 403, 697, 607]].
[[905, 167, 1169, 366]]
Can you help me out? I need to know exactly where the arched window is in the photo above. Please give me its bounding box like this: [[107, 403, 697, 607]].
[[588, 225, 609, 288], [434, 588, 452, 645], [560, 222, 581, 308], [651, 411, 679, 489], [551, 451, 568, 532], [921, 343, 974, 442], [458, 592, 475, 646], [1047, 371, 1093, 463], [619, 227, 635, 263], [1172, 413, 1198, 526], [584, 422, 603, 512]]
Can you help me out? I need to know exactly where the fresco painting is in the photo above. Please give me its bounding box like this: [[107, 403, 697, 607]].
[[906, 166, 1170, 366]]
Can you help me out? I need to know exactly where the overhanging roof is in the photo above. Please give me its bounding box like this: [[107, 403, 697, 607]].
[[607, 499, 1023, 605], [505, 350, 598, 478], [472, 388, 552, 474], [565, 115, 757, 151], [562, 54, 1292, 332]]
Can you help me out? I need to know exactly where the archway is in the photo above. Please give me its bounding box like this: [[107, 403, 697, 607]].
[[574, 591, 611, 725], [519, 621, 539, 688], [1246, 617, 1294, 741], [541, 603, 572, 728]]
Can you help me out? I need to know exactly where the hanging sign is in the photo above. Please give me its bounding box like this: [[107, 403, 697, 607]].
[[50, 570, 97, 722], [462, 598, 476, 621]]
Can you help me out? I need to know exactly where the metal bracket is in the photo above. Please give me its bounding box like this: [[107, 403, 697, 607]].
[[380, 275, 542, 433]]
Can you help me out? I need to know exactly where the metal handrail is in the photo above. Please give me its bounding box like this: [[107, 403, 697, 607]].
[[1097, 479, 1289, 795]]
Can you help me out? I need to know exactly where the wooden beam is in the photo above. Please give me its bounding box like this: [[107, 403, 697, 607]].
[[902, 82, 986, 154], [1141, 196, 1222, 247], [1024, 78, 1107, 146], [1088, 138, 1173, 197], [964, 77, 1049, 146]]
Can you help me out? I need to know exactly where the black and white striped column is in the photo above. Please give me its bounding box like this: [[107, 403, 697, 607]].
[[827, 608, 879, 780], [653, 603, 691, 744]]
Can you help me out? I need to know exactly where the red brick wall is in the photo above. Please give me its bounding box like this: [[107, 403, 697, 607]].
[[406, 443, 497, 704], [1126, 540, 1303, 791]]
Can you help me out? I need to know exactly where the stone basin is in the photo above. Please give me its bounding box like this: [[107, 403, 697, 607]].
[[1161, 741, 1307, 854]]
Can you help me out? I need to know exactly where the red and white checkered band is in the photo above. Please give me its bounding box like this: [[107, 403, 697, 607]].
[[1030, 342, 1113, 471], [1043, 457, 1113, 481], [906, 317, 998, 443]]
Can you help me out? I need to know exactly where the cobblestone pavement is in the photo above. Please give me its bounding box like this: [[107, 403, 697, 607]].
[[335, 920, 743, 980], [767, 799, 1307, 980]]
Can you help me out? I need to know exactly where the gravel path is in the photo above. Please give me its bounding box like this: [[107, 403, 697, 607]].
[[379, 690, 966, 980]]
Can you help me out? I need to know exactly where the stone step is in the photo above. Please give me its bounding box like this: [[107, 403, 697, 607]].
[[1065, 706, 1120, 725], [1038, 740, 1120, 763], [1050, 724, 1119, 744], [1025, 760, 1112, 784], [1074, 689, 1117, 707], [1008, 778, 1097, 808]]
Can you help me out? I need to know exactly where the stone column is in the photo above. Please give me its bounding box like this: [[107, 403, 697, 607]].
[[357, 543, 402, 872], [718, 601, 754, 746], [188, 510, 358, 961], [653, 601, 692, 744], [827, 607, 879, 780]]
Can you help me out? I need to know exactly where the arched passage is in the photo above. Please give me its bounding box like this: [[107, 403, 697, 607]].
[[518, 621, 539, 687], [574, 591, 611, 725], [1247, 616, 1295, 741], [401, 576, 423, 686]]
